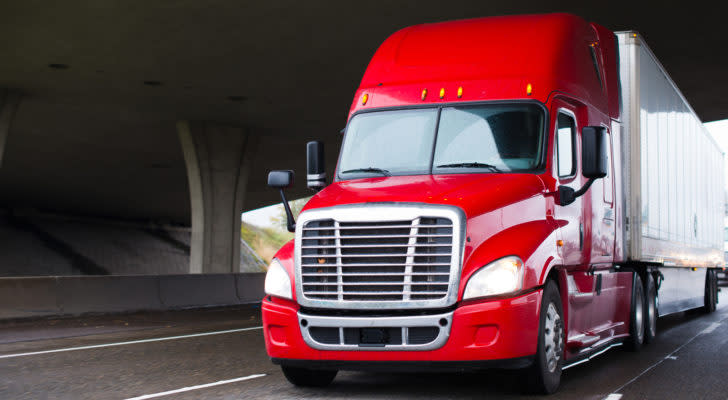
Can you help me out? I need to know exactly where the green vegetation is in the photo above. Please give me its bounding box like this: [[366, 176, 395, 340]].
[[241, 197, 311, 268], [241, 222, 293, 267]]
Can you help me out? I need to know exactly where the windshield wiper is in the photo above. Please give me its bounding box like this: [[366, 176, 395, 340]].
[[340, 167, 391, 176], [436, 162, 503, 172]]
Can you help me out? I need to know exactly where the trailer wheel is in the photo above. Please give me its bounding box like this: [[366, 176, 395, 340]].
[[281, 366, 337, 387], [527, 280, 564, 394], [703, 269, 717, 313], [643, 274, 658, 344], [626, 273, 645, 351]]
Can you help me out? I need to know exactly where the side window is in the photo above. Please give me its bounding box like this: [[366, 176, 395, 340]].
[[556, 113, 576, 177]]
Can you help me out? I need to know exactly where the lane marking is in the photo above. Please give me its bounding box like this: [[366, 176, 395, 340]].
[[609, 316, 727, 397], [0, 326, 262, 360], [603, 394, 622, 400], [701, 322, 721, 334], [124, 374, 266, 400], [665, 355, 678, 360]]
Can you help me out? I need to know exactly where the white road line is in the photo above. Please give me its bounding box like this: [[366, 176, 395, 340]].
[[0, 326, 262, 360], [124, 374, 266, 400], [603, 394, 622, 400], [701, 322, 721, 334], [610, 316, 727, 396]]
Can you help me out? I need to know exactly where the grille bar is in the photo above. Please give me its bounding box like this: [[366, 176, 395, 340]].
[[304, 291, 448, 296], [302, 243, 452, 249], [303, 234, 451, 240], [303, 282, 447, 286], [302, 262, 451, 267], [303, 224, 453, 231], [302, 272, 450, 277], [303, 253, 451, 258]]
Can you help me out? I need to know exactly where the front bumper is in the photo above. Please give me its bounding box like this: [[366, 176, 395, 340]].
[[262, 289, 542, 364]]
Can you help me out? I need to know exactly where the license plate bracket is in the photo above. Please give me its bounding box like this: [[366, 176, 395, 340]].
[[359, 328, 388, 346]]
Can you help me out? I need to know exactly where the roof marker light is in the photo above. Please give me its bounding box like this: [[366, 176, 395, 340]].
[[457, 86, 463, 98], [439, 88, 445, 99], [421, 89, 428, 100], [362, 93, 369, 105], [526, 83, 533, 96]]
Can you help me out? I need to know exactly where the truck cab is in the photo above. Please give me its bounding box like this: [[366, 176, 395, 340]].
[[261, 13, 721, 394]]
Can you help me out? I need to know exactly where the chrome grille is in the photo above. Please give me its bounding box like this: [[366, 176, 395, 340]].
[[300, 216, 454, 302]]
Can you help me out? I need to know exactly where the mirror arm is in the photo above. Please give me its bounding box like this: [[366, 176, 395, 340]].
[[278, 189, 296, 232], [558, 177, 598, 206], [573, 177, 596, 199]]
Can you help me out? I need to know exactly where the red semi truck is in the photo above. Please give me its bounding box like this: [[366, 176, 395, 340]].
[[262, 13, 724, 393]]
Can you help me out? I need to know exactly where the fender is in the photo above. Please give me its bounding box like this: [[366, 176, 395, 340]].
[[459, 219, 561, 301]]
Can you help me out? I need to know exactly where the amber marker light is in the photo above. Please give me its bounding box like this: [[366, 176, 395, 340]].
[[362, 93, 369, 105], [439, 88, 445, 99], [526, 83, 533, 96], [457, 86, 463, 98], [557, 240, 564, 247], [421, 89, 428, 100]]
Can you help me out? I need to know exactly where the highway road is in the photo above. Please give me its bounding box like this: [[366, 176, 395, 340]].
[[1, 292, 726, 400]]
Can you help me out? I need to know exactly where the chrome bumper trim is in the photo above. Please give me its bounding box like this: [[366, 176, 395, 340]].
[[298, 311, 453, 351]]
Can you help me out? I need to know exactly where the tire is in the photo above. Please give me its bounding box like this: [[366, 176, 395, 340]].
[[281, 366, 337, 387], [527, 280, 564, 394], [643, 273, 658, 344], [703, 269, 717, 313], [626, 273, 645, 351]]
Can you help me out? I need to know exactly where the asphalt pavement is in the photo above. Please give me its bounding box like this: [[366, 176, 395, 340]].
[[0, 292, 726, 400]]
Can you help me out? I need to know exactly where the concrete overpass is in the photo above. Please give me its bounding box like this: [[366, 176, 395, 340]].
[[1, 1, 726, 275]]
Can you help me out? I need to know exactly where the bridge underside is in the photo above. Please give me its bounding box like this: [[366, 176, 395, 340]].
[[0, 2, 725, 274]]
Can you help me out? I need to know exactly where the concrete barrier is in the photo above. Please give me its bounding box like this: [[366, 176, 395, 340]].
[[235, 273, 266, 303], [159, 274, 238, 308], [0, 277, 59, 319], [0, 272, 265, 320]]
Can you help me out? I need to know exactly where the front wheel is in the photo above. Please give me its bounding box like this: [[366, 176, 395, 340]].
[[527, 280, 564, 394], [281, 366, 337, 387]]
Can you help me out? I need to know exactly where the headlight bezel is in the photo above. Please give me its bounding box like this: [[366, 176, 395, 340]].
[[462, 255, 525, 301], [264, 258, 293, 300]]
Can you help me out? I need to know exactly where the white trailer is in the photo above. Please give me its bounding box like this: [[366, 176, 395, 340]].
[[617, 31, 724, 315]]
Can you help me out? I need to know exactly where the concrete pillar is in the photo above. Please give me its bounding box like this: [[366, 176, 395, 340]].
[[177, 121, 257, 273], [0, 90, 21, 168]]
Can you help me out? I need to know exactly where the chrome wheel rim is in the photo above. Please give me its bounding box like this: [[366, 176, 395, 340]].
[[544, 302, 563, 373]]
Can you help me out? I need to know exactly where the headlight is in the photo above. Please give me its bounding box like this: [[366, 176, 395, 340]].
[[264, 258, 293, 300], [463, 256, 524, 300]]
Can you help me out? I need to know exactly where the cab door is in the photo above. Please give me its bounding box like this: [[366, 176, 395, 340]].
[[590, 126, 615, 263], [551, 99, 597, 343]]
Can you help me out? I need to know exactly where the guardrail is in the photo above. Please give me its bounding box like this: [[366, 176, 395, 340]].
[[0, 273, 265, 320]]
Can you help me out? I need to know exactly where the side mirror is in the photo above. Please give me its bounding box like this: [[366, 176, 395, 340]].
[[581, 126, 608, 179], [267, 170, 296, 232], [307, 141, 326, 191], [557, 126, 608, 206], [268, 170, 294, 189]]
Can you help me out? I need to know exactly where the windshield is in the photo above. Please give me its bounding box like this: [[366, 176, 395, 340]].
[[338, 103, 545, 179]]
